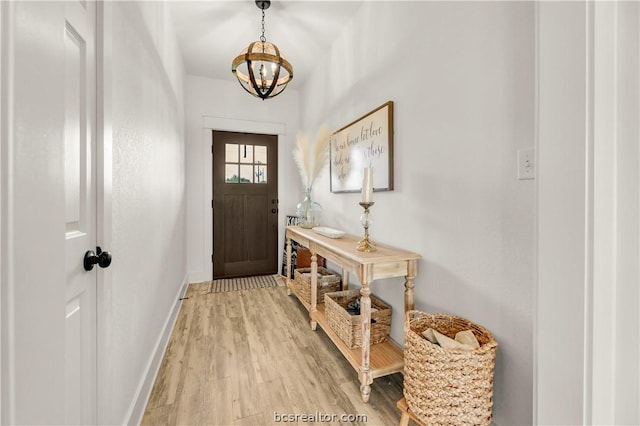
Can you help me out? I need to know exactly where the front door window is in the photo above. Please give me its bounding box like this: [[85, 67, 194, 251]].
[[225, 143, 268, 183]]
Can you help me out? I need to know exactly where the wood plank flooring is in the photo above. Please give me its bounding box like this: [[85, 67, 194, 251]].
[[142, 280, 404, 425]]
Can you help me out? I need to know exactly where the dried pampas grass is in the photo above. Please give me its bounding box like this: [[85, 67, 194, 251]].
[[293, 125, 330, 188]]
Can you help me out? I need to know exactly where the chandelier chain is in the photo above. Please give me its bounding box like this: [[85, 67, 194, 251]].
[[260, 8, 266, 43]]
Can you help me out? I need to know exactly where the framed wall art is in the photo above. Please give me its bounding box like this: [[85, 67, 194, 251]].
[[330, 101, 394, 193]]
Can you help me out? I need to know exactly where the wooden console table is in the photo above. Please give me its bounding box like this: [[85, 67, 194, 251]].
[[285, 225, 421, 402]]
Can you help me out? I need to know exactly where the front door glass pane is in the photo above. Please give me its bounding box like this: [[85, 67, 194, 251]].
[[239, 144, 253, 164], [225, 144, 239, 162], [239, 165, 253, 183], [225, 164, 239, 183], [255, 145, 267, 164], [256, 165, 267, 183]]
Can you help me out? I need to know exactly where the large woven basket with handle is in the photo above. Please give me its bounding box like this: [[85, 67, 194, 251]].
[[403, 310, 498, 426]]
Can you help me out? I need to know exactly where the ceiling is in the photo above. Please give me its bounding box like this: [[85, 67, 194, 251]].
[[168, 1, 364, 90]]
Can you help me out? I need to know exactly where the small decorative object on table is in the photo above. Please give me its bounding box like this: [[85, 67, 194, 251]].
[[357, 167, 376, 252], [293, 125, 330, 228], [296, 188, 322, 228], [312, 226, 345, 239]]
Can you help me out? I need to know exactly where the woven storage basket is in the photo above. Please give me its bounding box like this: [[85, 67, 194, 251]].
[[403, 310, 498, 426], [293, 267, 341, 306], [324, 290, 392, 349]]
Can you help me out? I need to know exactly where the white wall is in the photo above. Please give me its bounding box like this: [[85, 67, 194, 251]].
[[185, 76, 299, 283], [100, 2, 187, 424], [298, 2, 535, 425]]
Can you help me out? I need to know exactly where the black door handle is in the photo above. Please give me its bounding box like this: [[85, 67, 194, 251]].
[[96, 247, 112, 268], [84, 247, 112, 271], [271, 208, 278, 214]]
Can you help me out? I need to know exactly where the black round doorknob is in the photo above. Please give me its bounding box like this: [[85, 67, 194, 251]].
[[271, 208, 277, 213], [83, 247, 112, 271], [84, 250, 98, 271], [97, 249, 112, 268]]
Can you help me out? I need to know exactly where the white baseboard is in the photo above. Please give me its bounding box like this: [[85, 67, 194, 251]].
[[125, 274, 188, 426]]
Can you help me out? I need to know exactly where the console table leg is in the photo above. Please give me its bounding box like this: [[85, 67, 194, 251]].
[[359, 279, 372, 402], [286, 238, 292, 296], [342, 267, 349, 290], [404, 260, 417, 312], [360, 382, 371, 403], [310, 252, 318, 331]]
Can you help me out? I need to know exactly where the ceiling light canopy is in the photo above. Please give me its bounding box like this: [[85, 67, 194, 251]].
[[231, 0, 293, 100]]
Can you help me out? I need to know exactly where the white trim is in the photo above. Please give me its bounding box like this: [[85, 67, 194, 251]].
[[532, 2, 540, 423], [537, 2, 640, 423], [0, 2, 15, 423], [536, 2, 591, 423], [125, 275, 188, 426], [582, 3, 595, 423], [203, 115, 285, 136], [590, 1, 618, 422], [192, 116, 286, 283], [0, 3, 3, 416], [95, 2, 113, 423]]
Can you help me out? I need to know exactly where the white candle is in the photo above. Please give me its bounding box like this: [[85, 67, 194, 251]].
[[362, 167, 373, 203]]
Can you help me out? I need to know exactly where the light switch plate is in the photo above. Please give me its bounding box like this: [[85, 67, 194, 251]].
[[518, 148, 535, 180]]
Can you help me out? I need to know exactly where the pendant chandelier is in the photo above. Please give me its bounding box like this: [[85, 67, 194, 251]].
[[231, 0, 293, 100]]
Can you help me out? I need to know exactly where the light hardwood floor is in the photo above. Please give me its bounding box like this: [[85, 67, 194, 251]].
[[142, 280, 404, 425]]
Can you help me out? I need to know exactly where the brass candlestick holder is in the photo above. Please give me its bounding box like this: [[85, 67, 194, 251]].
[[356, 202, 377, 252]]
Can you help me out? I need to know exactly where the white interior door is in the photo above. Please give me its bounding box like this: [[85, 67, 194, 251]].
[[63, 1, 97, 424], [2, 1, 99, 423]]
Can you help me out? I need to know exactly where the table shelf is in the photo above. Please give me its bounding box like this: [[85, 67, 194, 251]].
[[288, 283, 404, 378], [313, 303, 405, 378]]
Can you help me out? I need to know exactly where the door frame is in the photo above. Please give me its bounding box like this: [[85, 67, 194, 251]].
[[95, 2, 113, 424], [201, 116, 285, 282]]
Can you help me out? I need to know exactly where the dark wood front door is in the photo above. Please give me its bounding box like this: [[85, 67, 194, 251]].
[[212, 131, 278, 278]]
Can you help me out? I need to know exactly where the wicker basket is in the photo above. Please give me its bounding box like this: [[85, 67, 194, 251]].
[[403, 311, 498, 426], [324, 290, 392, 349], [293, 267, 341, 306]]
